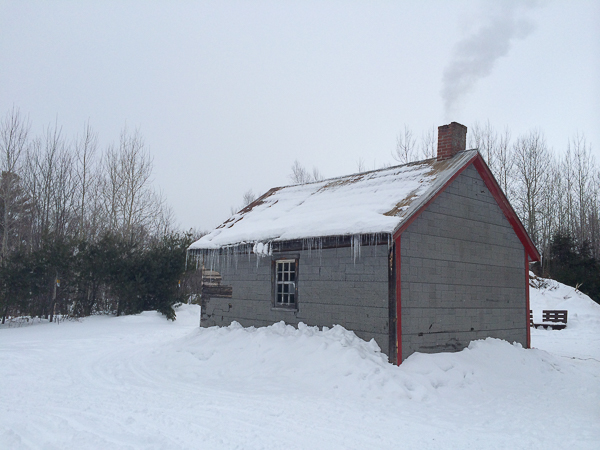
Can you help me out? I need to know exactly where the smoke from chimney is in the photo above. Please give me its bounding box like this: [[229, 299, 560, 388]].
[[441, 1, 540, 119]]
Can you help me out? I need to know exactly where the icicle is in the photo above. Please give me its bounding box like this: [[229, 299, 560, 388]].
[[254, 242, 262, 268], [318, 236, 323, 263], [351, 234, 361, 263], [302, 238, 313, 257]]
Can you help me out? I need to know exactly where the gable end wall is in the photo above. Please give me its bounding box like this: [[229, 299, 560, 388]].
[[400, 165, 527, 360]]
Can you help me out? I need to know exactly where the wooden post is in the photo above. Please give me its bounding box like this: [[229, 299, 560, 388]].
[[49, 276, 57, 323]]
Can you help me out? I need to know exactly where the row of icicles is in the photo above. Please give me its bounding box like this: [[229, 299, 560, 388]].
[[186, 233, 393, 271]]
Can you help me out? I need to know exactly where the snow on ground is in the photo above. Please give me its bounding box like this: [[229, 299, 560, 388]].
[[1, 279, 599, 449]]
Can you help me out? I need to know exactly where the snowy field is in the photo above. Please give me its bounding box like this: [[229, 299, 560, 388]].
[[1, 278, 599, 449]]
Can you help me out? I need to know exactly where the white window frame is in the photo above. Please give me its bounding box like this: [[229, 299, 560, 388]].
[[273, 257, 298, 309]]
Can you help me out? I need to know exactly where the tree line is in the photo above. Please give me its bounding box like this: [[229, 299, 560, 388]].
[[0, 107, 199, 323], [4, 105, 598, 322]]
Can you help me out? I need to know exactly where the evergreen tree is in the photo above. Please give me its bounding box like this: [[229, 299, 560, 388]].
[[547, 230, 600, 304]]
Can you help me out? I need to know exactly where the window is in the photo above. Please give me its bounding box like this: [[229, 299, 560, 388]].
[[274, 258, 297, 308]]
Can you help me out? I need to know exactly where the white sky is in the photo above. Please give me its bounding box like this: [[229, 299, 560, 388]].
[[1, 0, 599, 232]]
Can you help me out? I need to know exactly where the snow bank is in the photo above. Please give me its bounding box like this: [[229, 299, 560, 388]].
[[163, 321, 406, 399]]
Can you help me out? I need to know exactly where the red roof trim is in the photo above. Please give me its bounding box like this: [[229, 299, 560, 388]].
[[393, 152, 540, 262]]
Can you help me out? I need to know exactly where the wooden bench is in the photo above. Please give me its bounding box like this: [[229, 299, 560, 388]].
[[530, 310, 568, 330]]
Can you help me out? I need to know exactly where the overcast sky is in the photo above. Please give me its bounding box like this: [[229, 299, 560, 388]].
[[1, 0, 599, 232]]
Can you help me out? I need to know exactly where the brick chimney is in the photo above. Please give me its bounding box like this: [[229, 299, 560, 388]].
[[437, 122, 467, 161]]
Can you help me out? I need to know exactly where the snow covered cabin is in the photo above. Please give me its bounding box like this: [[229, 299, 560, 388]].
[[188, 122, 540, 364]]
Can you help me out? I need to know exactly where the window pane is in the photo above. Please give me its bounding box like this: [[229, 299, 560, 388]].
[[290, 272, 295, 282], [284, 272, 289, 281], [289, 294, 295, 304], [277, 293, 282, 303], [277, 284, 282, 293], [277, 272, 282, 281], [290, 262, 295, 272], [283, 284, 289, 293]]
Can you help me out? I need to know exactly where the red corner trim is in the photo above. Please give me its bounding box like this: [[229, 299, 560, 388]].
[[395, 235, 402, 365], [525, 250, 531, 349], [472, 156, 540, 262]]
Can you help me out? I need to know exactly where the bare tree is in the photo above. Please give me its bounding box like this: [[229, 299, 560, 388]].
[[356, 157, 366, 173], [561, 143, 577, 237], [393, 125, 417, 164], [101, 127, 164, 243], [150, 193, 176, 242], [289, 160, 311, 184], [24, 122, 77, 243], [311, 167, 324, 182], [392, 125, 435, 163], [51, 138, 77, 239], [469, 120, 498, 173], [242, 189, 256, 207], [289, 160, 322, 184], [101, 143, 123, 232], [0, 107, 30, 259], [512, 129, 551, 246], [495, 127, 513, 196], [538, 155, 561, 259], [73, 121, 100, 240], [230, 188, 258, 216], [570, 132, 595, 245], [419, 126, 436, 160]]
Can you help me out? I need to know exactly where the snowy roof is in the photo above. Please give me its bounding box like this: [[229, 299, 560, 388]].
[[190, 150, 479, 250]]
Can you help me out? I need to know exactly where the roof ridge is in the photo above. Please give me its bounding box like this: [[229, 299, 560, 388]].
[[281, 149, 479, 189]]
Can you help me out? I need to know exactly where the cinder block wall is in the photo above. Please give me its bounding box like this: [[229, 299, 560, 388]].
[[400, 165, 527, 360], [201, 244, 391, 356]]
